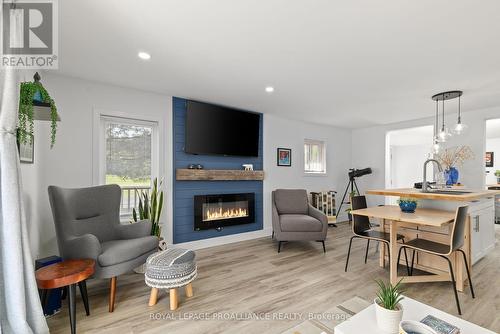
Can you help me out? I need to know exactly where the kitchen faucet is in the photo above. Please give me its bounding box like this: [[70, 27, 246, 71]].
[[422, 159, 443, 192]]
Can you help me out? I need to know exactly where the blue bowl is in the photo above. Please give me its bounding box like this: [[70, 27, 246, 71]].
[[399, 201, 417, 213]]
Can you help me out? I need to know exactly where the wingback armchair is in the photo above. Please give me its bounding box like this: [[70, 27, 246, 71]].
[[272, 189, 328, 253], [48, 184, 159, 312]]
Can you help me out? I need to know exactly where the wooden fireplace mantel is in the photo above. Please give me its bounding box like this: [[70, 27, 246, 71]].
[[176, 169, 264, 181]]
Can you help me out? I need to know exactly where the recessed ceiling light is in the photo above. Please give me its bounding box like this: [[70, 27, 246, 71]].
[[138, 52, 151, 60], [265, 86, 274, 93]]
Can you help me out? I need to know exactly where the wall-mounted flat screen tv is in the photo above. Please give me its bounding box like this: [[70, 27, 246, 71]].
[[185, 100, 260, 157]]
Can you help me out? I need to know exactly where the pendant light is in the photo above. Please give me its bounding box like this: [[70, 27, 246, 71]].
[[453, 95, 468, 134], [431, 90, 463, 143], [437, 98, 452, 142], [431, 100, 440, 154]]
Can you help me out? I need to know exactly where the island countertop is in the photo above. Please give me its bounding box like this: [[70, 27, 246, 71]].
[[366, 188, 500, 201]]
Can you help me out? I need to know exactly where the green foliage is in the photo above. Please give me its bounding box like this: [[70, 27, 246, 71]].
[[131, 178, 163, 237], [375, 279, 405, 310], [495, 170, 500, 177], [18, 80, 58, 148], [397, 197, 417, 205]]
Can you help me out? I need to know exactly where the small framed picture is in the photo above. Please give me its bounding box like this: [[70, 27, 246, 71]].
[[277, 148, 291, 167], [485, 152, 494, 167], [18, 135, 34, 164]]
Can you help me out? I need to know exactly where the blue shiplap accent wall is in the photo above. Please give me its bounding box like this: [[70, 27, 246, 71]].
[[173, 97, 264, 244]]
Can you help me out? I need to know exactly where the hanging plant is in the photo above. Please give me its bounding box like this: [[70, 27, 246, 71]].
[[18, 73, 58, 148]]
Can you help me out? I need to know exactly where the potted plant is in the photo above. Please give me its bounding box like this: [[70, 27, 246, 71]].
[[435, 146, 474, 185], [397, 197, 417, 213], [131, 177, 163, 238], [374, 279, 404, 334], [131, 178, 164, 274], [18, 72, 58, 148], [495, 170, 500, 184]]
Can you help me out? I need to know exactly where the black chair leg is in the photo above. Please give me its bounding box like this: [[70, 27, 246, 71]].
[[443, 256, 462, 315], [396, 246, 404, 274], [278, 241, 283, 253], [272, 231, 274, 239], [68, 284, 77, 334], [364, 240, 370, 263], [457, 249, 475, 298], [410, 250, 416, 276], [40, 289, 50, 313], [402, 243, 410, 276], [344, 236, 355, 272], [79, 280, 90, 316], [319, 240, 326, 253]]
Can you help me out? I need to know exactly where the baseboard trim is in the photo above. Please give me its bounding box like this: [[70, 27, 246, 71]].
[[171, 228, 273, 250]]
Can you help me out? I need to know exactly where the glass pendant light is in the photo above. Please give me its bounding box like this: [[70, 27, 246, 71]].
[[453, 95, 468, 134], [437, 98, 452, 142], [431, 100, 440, 154]]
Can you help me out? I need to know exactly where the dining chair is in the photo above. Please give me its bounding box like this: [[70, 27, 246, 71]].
[[396, 205, 474, 315], [345, 196, 409, 272]]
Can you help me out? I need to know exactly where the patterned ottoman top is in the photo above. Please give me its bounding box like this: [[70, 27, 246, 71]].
[[145, 248, 197, 289]]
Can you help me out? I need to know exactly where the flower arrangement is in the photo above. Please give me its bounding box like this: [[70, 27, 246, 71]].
[[435, 145, 474, 170]]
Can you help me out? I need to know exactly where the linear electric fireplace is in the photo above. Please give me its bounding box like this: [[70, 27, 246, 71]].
[[194, 193, 255, 231]]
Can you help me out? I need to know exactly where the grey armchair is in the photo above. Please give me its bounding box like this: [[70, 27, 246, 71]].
[[272, 189, 328, 253], [48, 184, 158, 312]]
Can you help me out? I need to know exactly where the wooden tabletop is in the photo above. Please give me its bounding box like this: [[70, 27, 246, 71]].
[[366, 188, 500, 201], [36, 259, 95, 289], [350, 205, 455, 227]]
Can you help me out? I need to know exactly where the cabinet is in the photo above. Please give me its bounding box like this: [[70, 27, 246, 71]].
[[470, 203, 495, 264]]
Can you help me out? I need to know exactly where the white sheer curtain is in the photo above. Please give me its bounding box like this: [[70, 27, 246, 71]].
[[0, 3, 49, 333]]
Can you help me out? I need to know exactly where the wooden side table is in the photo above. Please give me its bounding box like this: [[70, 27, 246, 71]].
[[36, 259, 95, 334]]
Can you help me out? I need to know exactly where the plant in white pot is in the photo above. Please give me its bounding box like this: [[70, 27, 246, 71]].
[[374, 279, 404, 334], [495, 170, 500, 184]]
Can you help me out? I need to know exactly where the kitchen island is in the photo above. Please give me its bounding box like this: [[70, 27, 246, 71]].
[[365, 188, 499, 291]]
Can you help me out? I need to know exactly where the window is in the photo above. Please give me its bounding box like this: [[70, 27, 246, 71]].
[[98, 115, 159, 216], [304, 139, 326, 174]]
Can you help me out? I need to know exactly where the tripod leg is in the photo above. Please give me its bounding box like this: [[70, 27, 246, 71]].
[[336, 181, 351, 225], [353, 179, 361, 195]]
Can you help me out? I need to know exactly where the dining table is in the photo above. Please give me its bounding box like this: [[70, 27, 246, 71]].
[[349, 205, 460, 287]]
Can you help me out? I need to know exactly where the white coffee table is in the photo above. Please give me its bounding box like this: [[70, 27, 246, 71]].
[[334, 296, 495, 334]]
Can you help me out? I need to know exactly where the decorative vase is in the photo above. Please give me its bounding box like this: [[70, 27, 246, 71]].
[[399, 201, 417, 213], [444, 167, 459, 185], [374, 298, 403, 334]]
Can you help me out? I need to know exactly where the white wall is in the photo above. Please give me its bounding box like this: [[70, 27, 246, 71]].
[[22, 74, 352, 258], [352, 106, 500, 207], [486, 137, 500, 185], [390, 144, 430, 188], [21, 74, 172, 259], [263, 114, 352, 228]]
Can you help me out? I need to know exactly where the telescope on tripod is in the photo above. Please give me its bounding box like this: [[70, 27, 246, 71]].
[[336, 168, 372, 224]]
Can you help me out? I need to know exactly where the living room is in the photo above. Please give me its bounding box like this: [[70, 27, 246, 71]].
[[1, 1, 499, 334]]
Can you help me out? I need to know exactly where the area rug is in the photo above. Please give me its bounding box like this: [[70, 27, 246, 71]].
[[280, 296, 370, 334]]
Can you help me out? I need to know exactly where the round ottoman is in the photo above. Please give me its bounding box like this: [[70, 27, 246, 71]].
[[145, 248, 197, 310]]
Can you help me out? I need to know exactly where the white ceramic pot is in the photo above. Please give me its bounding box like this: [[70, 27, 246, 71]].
[[374, 298, 403, 334], [399, 320, 437, 334]]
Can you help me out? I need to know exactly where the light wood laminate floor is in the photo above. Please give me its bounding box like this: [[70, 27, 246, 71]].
[[47, 223, 500, 334]]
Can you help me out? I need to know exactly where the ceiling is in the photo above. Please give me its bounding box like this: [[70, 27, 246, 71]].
[[57, 0, 500, 128]]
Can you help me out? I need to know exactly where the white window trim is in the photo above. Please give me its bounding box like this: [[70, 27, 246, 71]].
[[304, 138, 327, 176], [92, 109, 161, 186]]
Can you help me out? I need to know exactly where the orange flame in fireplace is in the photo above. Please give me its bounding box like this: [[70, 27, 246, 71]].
[[204, 207, 248, 221]]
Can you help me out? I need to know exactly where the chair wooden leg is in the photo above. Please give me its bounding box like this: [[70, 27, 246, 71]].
[[169, 288, 178, 311], [185, 283, 193, 298], [148, 288, 159, 306], [109, 277, 116, 313]]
